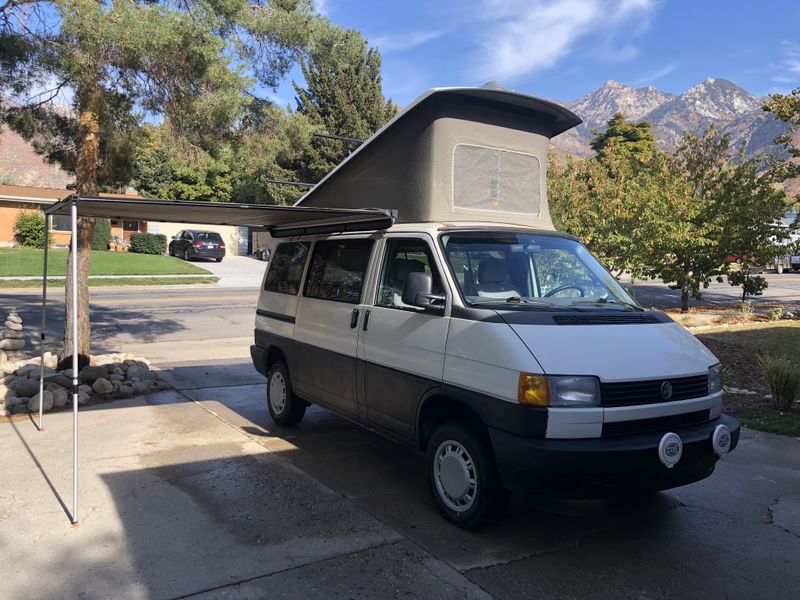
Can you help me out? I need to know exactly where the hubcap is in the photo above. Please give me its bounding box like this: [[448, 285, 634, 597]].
[[433, 440, 477, 513], [269, 371, 287, 414]]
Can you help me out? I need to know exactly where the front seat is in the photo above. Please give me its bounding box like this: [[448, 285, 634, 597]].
[[476, 257, 520, 299], [391, 259, 426, 306]]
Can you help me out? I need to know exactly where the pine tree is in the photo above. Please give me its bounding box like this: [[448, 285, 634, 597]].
[[291, 25, 397, 183]]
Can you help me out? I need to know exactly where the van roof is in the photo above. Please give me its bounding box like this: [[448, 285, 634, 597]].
[[295, 87, 581, 231]]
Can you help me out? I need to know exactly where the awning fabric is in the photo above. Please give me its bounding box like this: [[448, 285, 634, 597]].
[[44, 195, 395, 236]]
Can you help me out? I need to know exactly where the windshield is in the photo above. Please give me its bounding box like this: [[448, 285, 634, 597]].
[[440, 231, 640, 310]]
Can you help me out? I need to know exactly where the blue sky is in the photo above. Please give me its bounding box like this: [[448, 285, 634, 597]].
[[272, 0, 800, 106]]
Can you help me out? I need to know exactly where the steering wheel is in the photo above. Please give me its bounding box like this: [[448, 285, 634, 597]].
[[544, 284, 585, 298]]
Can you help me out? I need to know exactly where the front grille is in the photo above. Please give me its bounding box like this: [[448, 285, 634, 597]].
[[553, 314, 661, 325], [600, 375, 709, 407], [602, 410, 710, 437]]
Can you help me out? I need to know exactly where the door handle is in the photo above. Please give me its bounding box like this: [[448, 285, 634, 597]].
[[350, 308, 360, 328], [362, 309, 371, 331]]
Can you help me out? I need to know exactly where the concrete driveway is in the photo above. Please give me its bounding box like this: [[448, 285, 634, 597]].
[[187, 255, 267, 287], [3, 358, 799, 599]]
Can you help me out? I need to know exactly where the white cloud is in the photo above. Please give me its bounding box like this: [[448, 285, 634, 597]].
[[472, 0, 660, 82], [371, 30, 445, 52], [635, 61, 678, 85]]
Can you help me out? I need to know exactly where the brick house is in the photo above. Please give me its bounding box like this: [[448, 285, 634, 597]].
[[0, 185, 148, 247]]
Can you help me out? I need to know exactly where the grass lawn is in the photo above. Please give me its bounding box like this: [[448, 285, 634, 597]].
[[696, 322, 800, 436], [0, 247, 211, 276], [0, 276, 219, 288]]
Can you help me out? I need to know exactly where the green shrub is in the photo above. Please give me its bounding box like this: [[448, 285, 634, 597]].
[[129, 232, 167, 255], [758, 355, 800, 411], [14, 210, 52, 248], [739, 301, 755, 318], [767, 307, 785, 321], [92, 218, 112, 250]]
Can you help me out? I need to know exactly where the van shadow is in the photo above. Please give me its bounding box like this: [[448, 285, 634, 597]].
[[163, 361, 685, 572]]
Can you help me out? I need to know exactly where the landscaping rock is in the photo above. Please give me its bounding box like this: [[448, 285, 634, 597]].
[[50, 387, 69, 408], [52, 375, 72, 388], [0, 338, 24, 351], [28, 390, 53, 412], [92, 378, 114, 394], [0, 350, 6, 364], [2, 396, 19, 409], [6, 313, 22, 324], [78, 383, 92, 395], [1, 330, 23, 339], [78, 391, 90, 405], [14, 378, 40, 398], [0, 385, 11, 401], [116, 384, 133, 398], [126, 364, 151, 381], [62, 369, 73, 378], [132, 381, 152, 396], [4, 320, 22, 331], [12, 403, 29, 414], [110, 373, 125, 383], [79, 365, 108, 384]]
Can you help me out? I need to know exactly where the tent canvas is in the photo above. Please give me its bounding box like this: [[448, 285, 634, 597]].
[[295, 87, 582, 231]]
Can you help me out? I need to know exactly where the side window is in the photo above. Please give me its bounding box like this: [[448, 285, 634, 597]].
[[376, 238, 443, 309], [304, 239, 373, 304], [263, 242, 310, 295]]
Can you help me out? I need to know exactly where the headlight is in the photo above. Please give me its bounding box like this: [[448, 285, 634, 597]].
[[549, 376, 601, 407], [708, 364, 723, 394], [518, 374, 600, 407]]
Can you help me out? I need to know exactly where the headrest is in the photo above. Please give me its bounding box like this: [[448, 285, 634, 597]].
[[478, 257, 509, 285], [393, 259, 426, 284]]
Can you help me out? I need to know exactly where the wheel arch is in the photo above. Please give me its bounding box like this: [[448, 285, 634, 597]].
[[416, 391, 490, 452]]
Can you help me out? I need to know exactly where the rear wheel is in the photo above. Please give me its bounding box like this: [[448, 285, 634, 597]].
[[266, 362, 306, 426], [426, 421, 511, 529], [216, 257, 223, 262]]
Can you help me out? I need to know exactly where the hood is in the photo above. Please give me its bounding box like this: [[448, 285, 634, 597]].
[[509, 321, 718, 382]]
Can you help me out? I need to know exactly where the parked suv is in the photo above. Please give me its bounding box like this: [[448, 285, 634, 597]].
[[169, 229, 226, 262]]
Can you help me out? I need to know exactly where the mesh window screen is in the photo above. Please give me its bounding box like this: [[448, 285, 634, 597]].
[[453, 145, 541, 215]]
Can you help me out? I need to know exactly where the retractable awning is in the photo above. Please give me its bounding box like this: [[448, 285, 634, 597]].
[[44, 195, 395, 237], [36, 194, 395, 526]]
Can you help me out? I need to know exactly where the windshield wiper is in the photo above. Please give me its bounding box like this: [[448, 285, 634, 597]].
[[570, 296, 644, 311]]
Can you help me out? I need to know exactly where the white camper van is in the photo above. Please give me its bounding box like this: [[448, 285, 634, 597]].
[[251, 88, 739, 528]]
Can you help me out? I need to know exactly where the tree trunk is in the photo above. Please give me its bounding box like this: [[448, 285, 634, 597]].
[[61, 82, 100, 369], [680, 287, 689, 313]]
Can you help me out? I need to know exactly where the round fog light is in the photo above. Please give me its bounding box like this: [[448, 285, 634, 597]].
[[712, 424, 731, 456], [658, 432, 683, 469]]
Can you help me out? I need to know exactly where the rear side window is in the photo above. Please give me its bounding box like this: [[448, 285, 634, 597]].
[[304, 239, 373, 303], [264, 242, 310, 295]]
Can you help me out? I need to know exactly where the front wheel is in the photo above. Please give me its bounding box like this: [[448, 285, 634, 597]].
[[183, 249, 190, 261], [216, 257, 223, 263], [426, 421, 511, 529], [266, 362, 306, 426]]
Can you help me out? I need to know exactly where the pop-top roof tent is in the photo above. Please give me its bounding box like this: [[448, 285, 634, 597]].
[[34, 86, 582, 526], [295, 87, 582, 230]]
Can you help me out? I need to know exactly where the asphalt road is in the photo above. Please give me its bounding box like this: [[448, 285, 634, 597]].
[[630, 272, 800, 308], [3, 282, 800, 598]]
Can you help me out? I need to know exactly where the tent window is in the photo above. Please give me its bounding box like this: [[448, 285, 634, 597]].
[[453, 144, 541, 215]]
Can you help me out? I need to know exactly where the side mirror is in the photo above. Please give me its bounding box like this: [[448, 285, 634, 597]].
[[402, 272, 445, 312], [171, 235, 180, 240]]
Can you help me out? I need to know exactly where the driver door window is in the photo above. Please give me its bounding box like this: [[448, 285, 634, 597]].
[[376, 239, 442, 309]]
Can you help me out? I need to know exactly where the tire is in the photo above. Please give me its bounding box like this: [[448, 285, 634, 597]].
[[426, 420, 511, 529], [266, 361, 306, 426], [216, 257, 223, 262], [183, 249, 190, 261]]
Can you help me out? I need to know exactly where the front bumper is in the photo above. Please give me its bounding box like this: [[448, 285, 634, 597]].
[[489, 414, 740, 497]]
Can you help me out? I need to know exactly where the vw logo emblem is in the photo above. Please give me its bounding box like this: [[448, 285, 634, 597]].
[[660, 381, 673, 400]]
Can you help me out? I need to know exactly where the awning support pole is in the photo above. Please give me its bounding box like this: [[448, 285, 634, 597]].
[[70, 201, 79, 526], [37, 214, 50, 431]]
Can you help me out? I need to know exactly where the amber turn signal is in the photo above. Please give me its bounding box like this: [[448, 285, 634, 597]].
[[518, 373, 549, 406]]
